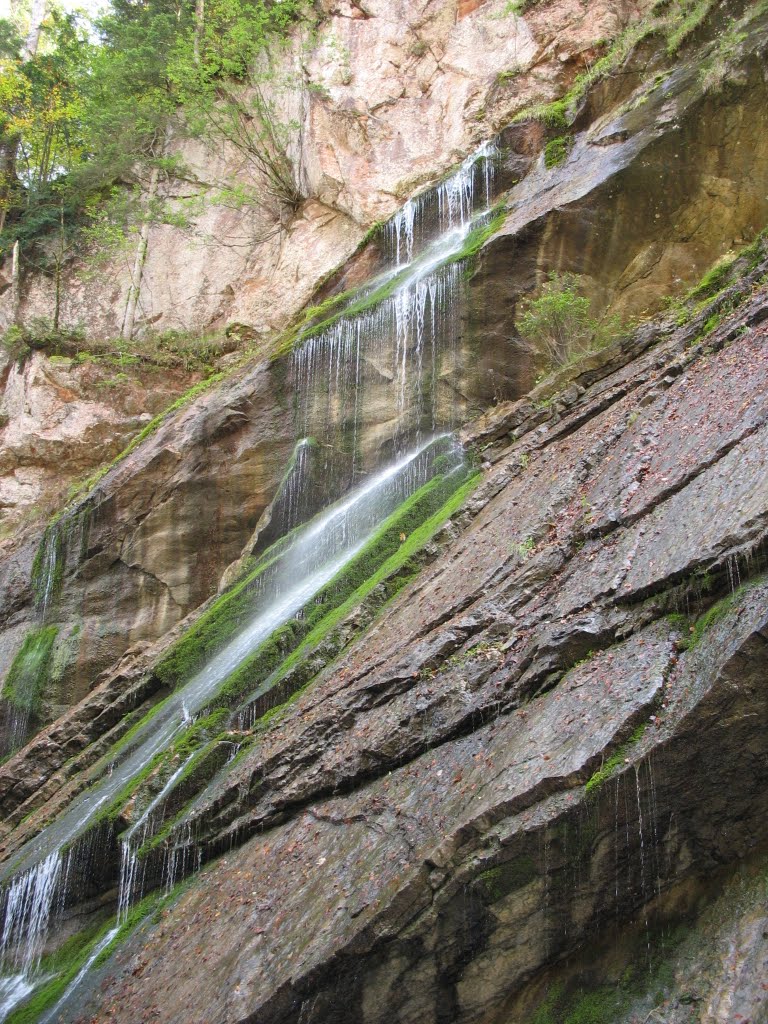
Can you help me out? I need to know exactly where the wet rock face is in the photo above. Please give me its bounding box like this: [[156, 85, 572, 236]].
[[44, 267, 768, 1023], [0, 2, 765, 741], [468, 11, 768, 371], [0, 356, 295, 728], [0, 352, 195, 549], [1, 4, 768, 1020]]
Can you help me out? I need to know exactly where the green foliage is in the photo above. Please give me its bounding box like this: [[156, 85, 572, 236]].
[[517, 273, 624, 367], [511, 536, 535, 560], [687, 231, 767, 304], [543, 135, 572, 168], [261, 471, 481, 690], [491, 0, 542, 18], [698, 24, 747, 92], [531, 984, 564, 1024], [2, 319, 83, 359], [665, 229, 768, 338], [167, 0, 311, 212], [3, 924, 103, 1024], [562, 988, 625, 1024], [1, 0, 312, 281], [666, 0, 715, 53], [0, 12, 94, 262], [2, 626, 59, 717], [585, 723, 646, 794], [496, 67, 521, 84], [521, 99, 569, 130], [445, 205, 507, 268]]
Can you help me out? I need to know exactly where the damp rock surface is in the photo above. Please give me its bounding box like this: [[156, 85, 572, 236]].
[[0, 2, 768, 1022], [60, 260, 768, 1024]]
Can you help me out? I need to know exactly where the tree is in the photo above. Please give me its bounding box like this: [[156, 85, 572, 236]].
[[168, 0, 310, 215], [517, 272, 623, 366], [0, 0, 312, 337]]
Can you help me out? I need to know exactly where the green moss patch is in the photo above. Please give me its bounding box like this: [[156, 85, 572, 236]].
[[677, 577, 762, 651], [80, 464, 479, 851], [2, 626, 59, 717], [200, 468, 479, 717], [513, 0, 722, 131], [4, 885, 174, 1024], [585, 723, 646, 795], [142, 471, 480, 859], [544, 136, 573, 169], [152, 524, 302, 692], [528, 919, 693, 1024], [477, 856, 538, 902], [445, 207, 507, 271]]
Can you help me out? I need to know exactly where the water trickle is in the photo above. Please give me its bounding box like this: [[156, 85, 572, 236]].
[[117, 753, 198, 923], [34, 527, 63, 623], [634, 764, 652, 959], [31, 502, 93, 626], [39, 925, 120, 1024], [0, 853, 62, 1019], [383, 141, 498, 265], [644, 757, 663, 900]]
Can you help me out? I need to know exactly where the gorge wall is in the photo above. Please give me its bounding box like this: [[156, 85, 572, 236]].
[[0, 1, 767, 1022]]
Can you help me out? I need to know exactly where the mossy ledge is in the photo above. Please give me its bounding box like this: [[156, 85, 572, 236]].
[[74, 464, 479, 847], [1, 626, 59, 718], [512, 0, 723, 130], [138, 468, 481, 859], [4, 875, 197, 1024]]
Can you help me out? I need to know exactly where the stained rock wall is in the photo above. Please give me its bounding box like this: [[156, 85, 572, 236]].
[[53, 243, 768, 1024], [0, 3, 767, 1020]]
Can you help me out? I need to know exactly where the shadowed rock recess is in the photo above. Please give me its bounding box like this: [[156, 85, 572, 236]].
[[0, 2, 767, 1023]]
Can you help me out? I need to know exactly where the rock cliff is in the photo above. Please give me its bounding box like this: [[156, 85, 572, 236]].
[[0, 1, 767, 1023]]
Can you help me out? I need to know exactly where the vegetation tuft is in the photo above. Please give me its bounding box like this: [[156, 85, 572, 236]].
[[517, 272, 626, 368], [584, 723, 646, 795], [1, 626, 59, 717]]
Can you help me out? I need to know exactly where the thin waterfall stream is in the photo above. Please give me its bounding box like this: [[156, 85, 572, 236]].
[[0, 141, 499, 1021]]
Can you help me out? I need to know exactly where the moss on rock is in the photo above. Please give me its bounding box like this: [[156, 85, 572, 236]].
[[2, 626, 59, 718]]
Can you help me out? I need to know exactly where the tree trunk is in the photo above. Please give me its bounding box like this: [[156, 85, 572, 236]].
[[193, 0, 205, 64], [0, 140, 17, 237], [22, 0, 47, 60], [11, 240, 21, 325], [53, 202, 64, 331], [120, 165, 160, 341]]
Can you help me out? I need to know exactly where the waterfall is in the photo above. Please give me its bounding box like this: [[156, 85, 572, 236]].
[[0, 140, 499, 1020], [0, 853, 62, 1020], [293, 141, 497, 482], [384, 141, 497, 264]]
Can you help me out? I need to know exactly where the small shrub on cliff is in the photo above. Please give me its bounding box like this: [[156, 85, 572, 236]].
[[543, 135, 572, 168], [517, 273, 623, 367], [0, 320, 86, 360]]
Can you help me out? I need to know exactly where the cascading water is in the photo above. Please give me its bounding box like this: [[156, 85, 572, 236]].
[[293, 141, 497, 483], [0, 140, 499, 1021]]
